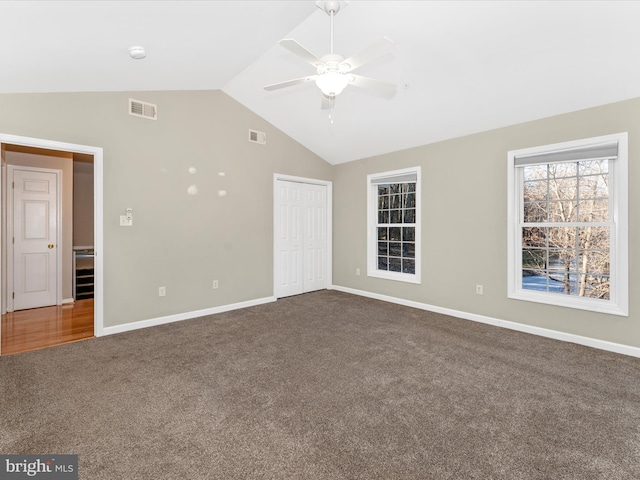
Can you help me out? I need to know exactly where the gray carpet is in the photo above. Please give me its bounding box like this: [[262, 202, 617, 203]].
[[1, 290, 639, 479]]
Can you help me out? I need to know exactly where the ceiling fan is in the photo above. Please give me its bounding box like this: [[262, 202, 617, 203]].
[[264, 0, 396, 108]]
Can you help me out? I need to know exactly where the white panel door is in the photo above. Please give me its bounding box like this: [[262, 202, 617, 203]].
[[275, 180, 327, 298], [302, 184, 327, 293], [11, 167, 59, 310], [276, 180, 303, 297]]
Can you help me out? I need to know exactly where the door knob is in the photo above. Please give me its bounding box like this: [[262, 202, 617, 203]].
[[48, 244, 54, 249]]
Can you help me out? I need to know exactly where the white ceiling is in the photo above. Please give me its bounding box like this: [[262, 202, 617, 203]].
[[3, 1, 640, 165]]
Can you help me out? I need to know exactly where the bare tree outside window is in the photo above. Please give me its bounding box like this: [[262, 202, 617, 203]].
[[521, 159, 610, 299]]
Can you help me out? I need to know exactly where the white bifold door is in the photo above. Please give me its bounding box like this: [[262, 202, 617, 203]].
[[275, 180, 327, 298]]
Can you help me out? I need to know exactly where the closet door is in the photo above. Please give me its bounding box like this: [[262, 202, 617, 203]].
[[302, 183, 326, 293], [275, 180, 327, 298]]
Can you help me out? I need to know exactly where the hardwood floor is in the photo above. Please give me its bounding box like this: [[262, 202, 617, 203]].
[[1, 299, 94, 355]]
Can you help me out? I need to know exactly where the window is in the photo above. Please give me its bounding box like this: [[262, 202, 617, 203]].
[[367, 167, 421, 283], [507, 133, 628, 315]]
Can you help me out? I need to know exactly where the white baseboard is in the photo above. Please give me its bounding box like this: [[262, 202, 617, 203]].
[[101, 296, 277, 336], [63, 298, 75, 304], [331, 285, 640, 358]]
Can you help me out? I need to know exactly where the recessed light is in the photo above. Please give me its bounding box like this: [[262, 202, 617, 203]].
[[129, 46, 146, 60]]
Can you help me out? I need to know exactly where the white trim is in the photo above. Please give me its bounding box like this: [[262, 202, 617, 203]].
[[273, 174, 333, 299], [367, 166, 421, 284], [331, 285, 640, 358], [507, 132, 628, 316], [6, 165, 63, 310], [0, 133, 104, 341], [102, 296, 276, 336], [62, 297, 74, 305]]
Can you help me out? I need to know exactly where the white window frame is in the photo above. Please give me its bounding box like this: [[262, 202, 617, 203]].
[[367, 166, 421, 284], [507, 133, 628, 316]]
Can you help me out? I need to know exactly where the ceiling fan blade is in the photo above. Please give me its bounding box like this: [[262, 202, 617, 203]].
[[264, 76, 317, 91], [279, 39, 322, 68], [349, 74, 397, 98], [341, 37, 395, 72], [321, 95, 335, 110]]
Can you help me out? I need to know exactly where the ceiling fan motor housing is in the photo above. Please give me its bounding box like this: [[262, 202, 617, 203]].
[[318, 1, 342, 15]]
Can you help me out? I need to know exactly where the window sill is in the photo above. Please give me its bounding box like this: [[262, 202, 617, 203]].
[[368, 269, 421, 284], [508, 289, 628, 316]]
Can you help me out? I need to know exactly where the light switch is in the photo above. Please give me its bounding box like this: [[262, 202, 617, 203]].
[[120, 208, 133, 226]]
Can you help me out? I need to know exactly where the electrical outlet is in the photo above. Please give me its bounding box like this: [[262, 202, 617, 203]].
[[356, 268, 361, 276], [159, 286, 166, 297], [212, 280, 219, 289], [476, 284, 483, 295]]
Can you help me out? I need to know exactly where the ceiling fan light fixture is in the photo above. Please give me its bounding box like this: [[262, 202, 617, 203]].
[[315, 71, 350, 97]]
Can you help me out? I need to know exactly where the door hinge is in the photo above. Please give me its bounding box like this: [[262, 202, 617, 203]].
[[12, 292, 15, 299], [12, 237, 14, 244], [12, 181, 14, 189]]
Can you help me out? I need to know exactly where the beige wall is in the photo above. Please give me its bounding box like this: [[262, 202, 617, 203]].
[[73, 161, 93, 246], [1, 89, 637, 350], [4, 150, 74, 301], [333, 97, 640, 349], [0, 90, 332, 327]]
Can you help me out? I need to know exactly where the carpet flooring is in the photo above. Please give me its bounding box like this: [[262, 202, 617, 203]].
[[1, 290, 639, 479]]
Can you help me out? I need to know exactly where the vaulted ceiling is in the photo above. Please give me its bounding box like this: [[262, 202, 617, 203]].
[[3, 1, 640, 164]]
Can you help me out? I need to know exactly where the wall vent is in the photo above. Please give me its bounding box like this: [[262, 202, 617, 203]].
[[129, 98, 157, 120], [249, 129, 266, 145]]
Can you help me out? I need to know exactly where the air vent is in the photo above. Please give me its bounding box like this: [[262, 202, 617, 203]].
[[129, 98, 157, 120], [249, 129, 266, 145]]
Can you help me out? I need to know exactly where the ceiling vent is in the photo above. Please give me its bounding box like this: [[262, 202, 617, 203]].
[[249, 129, 266, 145], [129, 98, 157, 120]]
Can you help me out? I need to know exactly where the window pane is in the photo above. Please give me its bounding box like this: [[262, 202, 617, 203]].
[[578, 251, 610, 275], [390, 194, 402, 209], [579, 159, 608, 176], [405, 183, 416, 193], [389, 242, 401, 256], [547, 250, 576, 274], [578, 227, 609, 249], [523, 249, 547, 269], [549, 176, 577, 201], [579, 175, 608, 199], [403, 209, 416, 223], [402, 242, 415, 258], [404, 192, 416, 208], [403, 227, 415, 242], [523, 164, 548, 182], [378, 227, 388, 240], [522, 227, 547, 248], [378, 242, 388, 255], [548, 201, 577, 222], [402, 259, 415, 274], [548, 226, 577, 248], [523, 180, 548, 202], [389, 227, 401, 241], [390, 184, 402, 194], [378, 195, 389, 209], [549, 162, 577, 178], [378, 257, 388, 271], [389, 257, 402, 272], [378, 211, 389, 224], [578, 199, 608, 222], [523, 202, 548, 222], [378, 184, 390, 195], [390, 210, 402, 223]]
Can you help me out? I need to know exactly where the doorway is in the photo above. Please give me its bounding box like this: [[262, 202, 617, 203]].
[[273, 174, 332, 298], [0, 134, 103, 355]]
